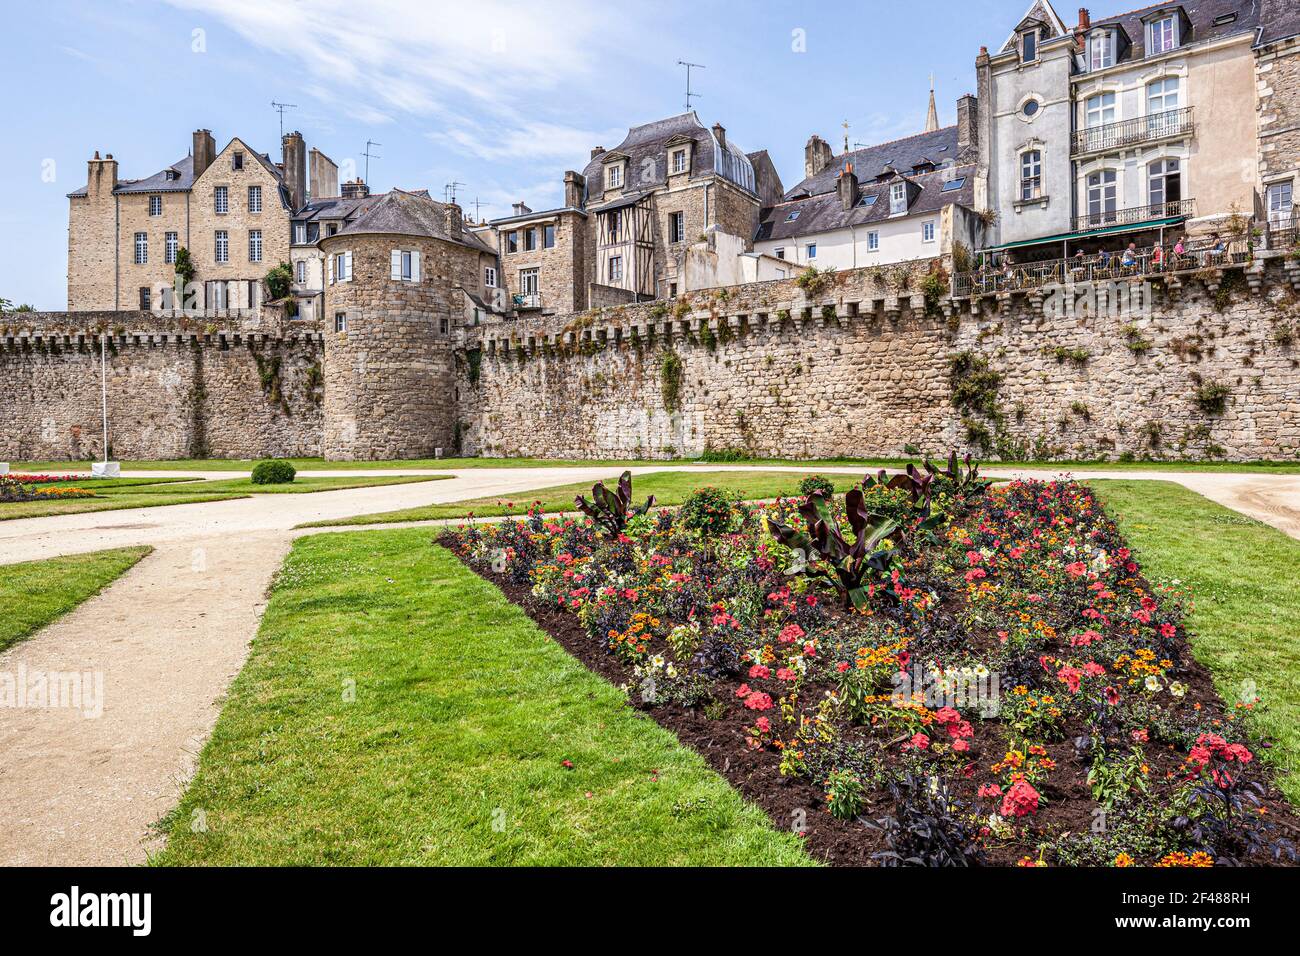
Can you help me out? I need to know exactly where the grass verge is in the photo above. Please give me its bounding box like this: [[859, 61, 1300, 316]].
[[154, 531, 812, 866], [0, 546, 152, 651], [299, 469, 857, 527], [0, 492, 247, 521], [1090, 480, 1300, 802], [108, 474, 449, 496]]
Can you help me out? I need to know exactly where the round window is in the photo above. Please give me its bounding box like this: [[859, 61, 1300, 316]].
[[1022, 99, 1041, 117]]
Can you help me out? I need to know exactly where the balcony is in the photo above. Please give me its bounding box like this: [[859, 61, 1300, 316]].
[[513, 292, 542, 310], [1072, 107, 1194, 157], [1072, 198, 1195, 234]]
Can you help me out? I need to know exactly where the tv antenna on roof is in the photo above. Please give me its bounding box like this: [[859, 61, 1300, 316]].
[[676, 60, 706, 112], [444, 181, 465, 204], [363, 139, 382, 183], [271, 101, 298, 139], [471, 197, 489, 220]]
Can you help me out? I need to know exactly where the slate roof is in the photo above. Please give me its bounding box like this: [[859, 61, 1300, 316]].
[[331, 188, 494, 253], [1085, 0, 1260, 60], [783, 126, 961, 201], [67, 154, 194, 197], [757, 165, 976, 243], [580, 111, 756, 204], [297, 194, 381, 222], [1258, 0, 1300, 43]]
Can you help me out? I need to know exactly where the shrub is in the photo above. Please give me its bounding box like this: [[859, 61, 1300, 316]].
[[825, 769, 866, 820], [678, 485, 737, 536], [797, 474, 836, 499], [251, 459, 296, 485], [574, 471, 655, 538], [1192, 381, 1231, 415], [659, 350, 683, 413]]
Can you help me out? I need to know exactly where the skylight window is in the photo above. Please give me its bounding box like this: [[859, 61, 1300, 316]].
[[1214, 13, 1237, 25], [785, 210, 801, 222], [941, 178, 966, 192], [857, 194, 878, 206]]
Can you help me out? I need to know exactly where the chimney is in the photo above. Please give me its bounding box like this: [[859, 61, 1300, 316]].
[[563, 170, 585, 208], [309, 148, 340, 199], [957, 94, 978, 160], [590, 146, 605, 160], [282, 130, 306, 211], [837, 162, 859, 211], [445, 201, 463, 241], [86, 151, 118, 198], [804, 134, 834, 179], [1078, 8, 1090, 30], [712, 122, 726, 149], [511, 201, 532, 217], [340, 178, 370, 200], [192, 129, 215, 179]]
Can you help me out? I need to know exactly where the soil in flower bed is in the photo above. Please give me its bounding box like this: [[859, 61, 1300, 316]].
[[441, 476, 1300, 867]]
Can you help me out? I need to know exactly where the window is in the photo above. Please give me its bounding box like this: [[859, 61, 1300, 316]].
[[232, 151, 244, 171], [543, 224, 555, 248], [165, 231, 178, 264], [1089, 31, 1115, 70], [248, 229, 263, 263], [293, 222, 307, 244], [608, 256, 623, 282], [327, 223, 338, 236], [214, 186, 228, 214], [774, 247, 785, 260], [248, 185, 262, 213], [334, 312, 347, 333], [1021, 30, 1037, 63], [149, 195, 162, 216], [1022, 99, 1041, 117], [524, 228, 537, 252], [857, 194, 878, 206], [606, 164, 622, 189], [485, 265, 497, 287], [139, 286, 151, 310], [941, 177, 966, 192], [671, 149, 687, 174], [1267, 181, 1294, 223], [1086, 169, 1118, 225], [785, 210, 800, 222], [607, 211, 621, 243], [669, 282, 678, 297], [1146, 77, 1180, 136], [520, 268, 539, 294], [214, 230, 228, 263], [806, 243, 817, 259], [391, 249, 420, 281], [668, 211, 685, 244], [505, 231, 518, 254], [295, 260, 306, 283], [922, 221, 936, 243], [1020, 150, 1042, 200], [134, 232, 148, 264], [331, 251, 352, 282], [867, 231, 879, 251], [889, 181, 907, 215], [1148, 157, 1182, 209], [1147, 15, 1177, 55], [1085, 92, 1116, 128], [439, 317, 450, 334]]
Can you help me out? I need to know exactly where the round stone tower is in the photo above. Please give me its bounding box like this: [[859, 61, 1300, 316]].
[[318, 190, 488, 460]]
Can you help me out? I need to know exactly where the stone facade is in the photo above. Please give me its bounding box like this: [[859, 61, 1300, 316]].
[[0, 311, 322, 460], [1257, 32, 1300, 218], [488, 206, 587, 314], [460, 255, 1300, 463]]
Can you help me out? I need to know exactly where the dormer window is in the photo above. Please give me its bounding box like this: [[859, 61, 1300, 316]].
[[889, 182, 907, 216], [671, 149, 687, 174], [1021, 29, 1038, 63], [606, 164, 622, 189], [1147, 15, 1178, 55], [1089, 30, 1115, 70]]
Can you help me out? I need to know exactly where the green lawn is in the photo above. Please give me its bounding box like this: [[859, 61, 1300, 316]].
[[108, 474, 448, 496], [1090, 480, 1300, 802], [299, 469, 861, 527], [0, 492, 248, 521], [0, 546, 152, 651], [155, 531, 811, 866], [14, 455, 1300, 474]]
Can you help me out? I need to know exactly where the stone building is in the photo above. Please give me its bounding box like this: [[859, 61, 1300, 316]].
[[483, 189, 587, 314], [317, 188, 499, 459], [975, 0, 1266, 263], [67, 129, 298, 312], [754, 101, 984, 273], [1256, 0, 1300, 233]]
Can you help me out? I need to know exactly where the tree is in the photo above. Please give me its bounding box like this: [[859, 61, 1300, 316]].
[[264, 261, 293, 301], [174, 247, 195, 287]]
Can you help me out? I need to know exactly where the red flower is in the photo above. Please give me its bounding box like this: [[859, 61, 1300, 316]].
[[743, 691, 773, 711], [755, 716, 771, 733], [748, 664, 771, 679], [905, 733, 930, 750], [735, 683, 752, 698], [978, 783, 1003, 798], [776, 667, 797, 681], [1000, 779, 1040, 817], [1104, 686, 1120, 706], [778, 623, 805, 644]]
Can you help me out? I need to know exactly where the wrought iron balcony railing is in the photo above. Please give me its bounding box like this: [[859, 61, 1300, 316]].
[[1072, 198, 1195, 234], [1072, 107, 1194, 156], [513, 292, 542, 310]]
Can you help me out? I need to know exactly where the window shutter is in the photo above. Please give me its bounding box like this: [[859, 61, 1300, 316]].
[[345, 251, 353, 281], [411, 250, 421, 282], [328, 254, 334, 284], [391, 250, 402, 280]]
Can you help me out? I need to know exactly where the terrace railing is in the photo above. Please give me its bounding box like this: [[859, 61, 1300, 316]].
[[1264, 216, 1298, 251], [1072, 198, 1196, 234], [952, 234, 1252, 298], [1072, 107, 1194, 156]]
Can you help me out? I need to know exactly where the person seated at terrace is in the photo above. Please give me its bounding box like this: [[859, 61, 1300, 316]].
[[1120, 242, 1138, 270], [1152, 244, 1164, 270]]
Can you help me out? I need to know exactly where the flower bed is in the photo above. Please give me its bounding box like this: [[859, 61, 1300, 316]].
[[8, 474, 88, 484], [441, 464, 1299, 867], [0, 475, 97, 502]]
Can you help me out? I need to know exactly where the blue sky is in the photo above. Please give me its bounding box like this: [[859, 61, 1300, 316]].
[[1, 0, 1027, 309]]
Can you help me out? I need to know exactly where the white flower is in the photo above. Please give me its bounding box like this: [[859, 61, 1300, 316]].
[[666, 663, 678, 679], [1169, 681, 1186, 699], [1145, 675, 1162, 692], [650, 655, 666, 671]]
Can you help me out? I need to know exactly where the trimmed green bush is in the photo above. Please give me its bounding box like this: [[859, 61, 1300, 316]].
[[797, 474, 835, 499], [677, 485, 738, 536], [251, 459, 296, 485]]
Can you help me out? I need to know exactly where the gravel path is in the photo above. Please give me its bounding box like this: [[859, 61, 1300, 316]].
[[1, 463, 1297, 866]]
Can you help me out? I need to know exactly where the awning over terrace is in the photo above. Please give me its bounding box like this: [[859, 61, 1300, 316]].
[[981, 215, 1188, 254]]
